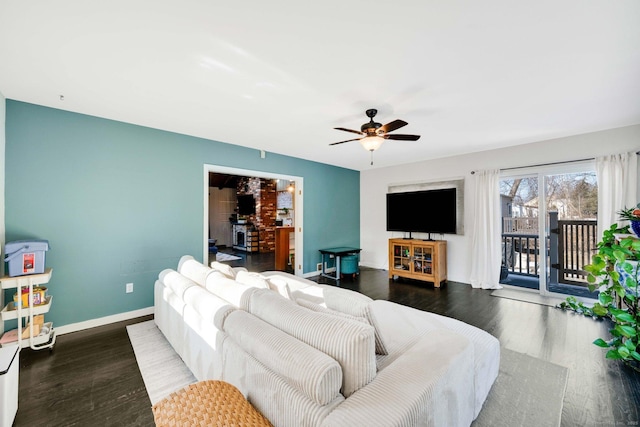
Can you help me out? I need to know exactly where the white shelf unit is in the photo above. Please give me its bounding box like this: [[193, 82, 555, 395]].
[[0, 268, 56, 351]]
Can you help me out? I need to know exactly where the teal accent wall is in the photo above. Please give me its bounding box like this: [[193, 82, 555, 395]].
[[5, 100, 360, 327]]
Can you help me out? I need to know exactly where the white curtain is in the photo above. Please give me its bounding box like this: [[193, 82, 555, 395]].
[[469, 169, 503, 289], [595, 152, 638, 239]]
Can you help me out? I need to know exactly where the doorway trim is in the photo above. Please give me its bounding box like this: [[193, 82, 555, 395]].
[[203, 164, 304, 275]]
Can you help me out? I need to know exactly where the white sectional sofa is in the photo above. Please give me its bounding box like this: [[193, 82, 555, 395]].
[[153, 256, 500, 427]]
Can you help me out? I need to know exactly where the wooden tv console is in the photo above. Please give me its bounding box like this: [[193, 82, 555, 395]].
[[388, 238, 447, 287]]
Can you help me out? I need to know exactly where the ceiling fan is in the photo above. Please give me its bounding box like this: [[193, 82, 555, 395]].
[[331, 108, 421, 165]]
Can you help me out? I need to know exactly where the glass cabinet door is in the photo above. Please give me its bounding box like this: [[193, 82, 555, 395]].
[[392, 244, 411, 271], [413, 246, 433, 274]]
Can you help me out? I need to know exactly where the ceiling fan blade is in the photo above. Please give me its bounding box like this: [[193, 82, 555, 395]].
[[379, 119, 408, 134], [329, 137, 363, 146], [384, 134, 421, 141], [334, 127, 364, 135]]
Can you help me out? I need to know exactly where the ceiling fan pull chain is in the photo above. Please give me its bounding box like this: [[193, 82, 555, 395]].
[[370, 150, 374, 165]]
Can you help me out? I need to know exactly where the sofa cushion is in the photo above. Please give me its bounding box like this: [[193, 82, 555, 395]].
[[297, 298, 368, 326], [210, 261, 237, 279], [183, 286, 235, 330], [321, 286, 389, 356], [289, 284, 326, 304], [321, 285, 372, 317], [261, 271, 327, 300], [260, 271, 316, 292], [318, 329, 475, 427], [158, 269, 199, 299], [235, 271, 271, 289], [204, 271, 256, 310], [248, 289, 376, 397], [177, 255, 213, 286], [177, 254, 196, 271], [224, 310, 343, 406], [265, 276, 293, 299]]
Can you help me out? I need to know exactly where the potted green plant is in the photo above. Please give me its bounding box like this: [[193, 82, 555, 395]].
[[620, 203, 640, 238], [558, 208, 640, 372]]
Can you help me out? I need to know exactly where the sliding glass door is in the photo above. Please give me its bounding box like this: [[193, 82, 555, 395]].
[[500, 174, 541, 290], [544, 170, 598, 297], [499, 162, 598, 297]]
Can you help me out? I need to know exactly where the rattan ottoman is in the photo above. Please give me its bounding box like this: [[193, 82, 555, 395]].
[[152, 380, 273, 426]]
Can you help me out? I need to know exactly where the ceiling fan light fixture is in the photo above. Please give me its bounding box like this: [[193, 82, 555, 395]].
[[359, 136, 384, 151]]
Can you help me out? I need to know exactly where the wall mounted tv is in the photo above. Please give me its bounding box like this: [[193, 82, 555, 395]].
[[386, 188, 457, 235], [237, 194, 256, 215]]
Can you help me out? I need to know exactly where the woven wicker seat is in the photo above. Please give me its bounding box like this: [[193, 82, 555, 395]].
[[152, 380, 273, 427]]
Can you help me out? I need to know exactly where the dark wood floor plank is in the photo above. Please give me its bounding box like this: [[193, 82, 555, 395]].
[[16, 315, 154, 426]]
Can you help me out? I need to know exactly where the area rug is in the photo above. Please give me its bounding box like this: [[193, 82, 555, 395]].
[[216, 252, 242, 262], [491, 288, 567, 307], [128, 321, 569, 425], [126, 320, 196, 405], [472, 348, 568, 427]]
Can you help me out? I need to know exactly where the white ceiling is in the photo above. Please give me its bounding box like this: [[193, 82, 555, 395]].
[[1, 1, 639, 171]]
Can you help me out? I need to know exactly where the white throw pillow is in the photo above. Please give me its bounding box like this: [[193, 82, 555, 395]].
[[235, 271, 270, 289], [297, 298, 367, 324], [322, 287, 389, 355], [266, 276, 292, 299], [210, 261, 236, 279]]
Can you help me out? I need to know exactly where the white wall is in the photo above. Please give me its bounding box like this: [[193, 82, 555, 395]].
[[360, 124, 640, 284], [209, 187, 235, 247]]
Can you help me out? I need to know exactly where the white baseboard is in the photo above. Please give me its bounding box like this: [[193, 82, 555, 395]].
[[302, 267, 336, 279], [55, 306, 154, 336]]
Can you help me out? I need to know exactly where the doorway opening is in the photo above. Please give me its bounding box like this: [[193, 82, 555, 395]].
[[203, 164, 304, 275]]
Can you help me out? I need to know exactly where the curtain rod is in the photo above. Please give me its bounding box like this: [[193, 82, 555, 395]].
[[470, 151, 640, 175]]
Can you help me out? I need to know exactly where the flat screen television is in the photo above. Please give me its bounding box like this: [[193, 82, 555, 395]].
[[237, 194, 256, 215], [386, 188, 457, 234]]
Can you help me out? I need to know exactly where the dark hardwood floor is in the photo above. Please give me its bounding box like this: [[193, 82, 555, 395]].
[[16, 315, 155, 426], [14, 255, 640, 426]]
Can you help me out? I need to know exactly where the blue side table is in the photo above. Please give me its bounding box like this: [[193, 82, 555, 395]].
[[319, 247, 361, 282]]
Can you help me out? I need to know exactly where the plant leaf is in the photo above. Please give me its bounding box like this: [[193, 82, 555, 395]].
[[606, 349, 623, 359], [615, 325, 637, 338], [592, 304, 608, 317], [613, 312, 635, 323], [631, 351, 640, 362], [599, 293, 613, 306], [593, 338, 609, 348], [618, 346, 631, 358], [613, 250, 628, 262]]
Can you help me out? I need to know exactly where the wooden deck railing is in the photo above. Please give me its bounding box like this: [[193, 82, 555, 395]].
[[556, 219, 598, 285], [501, 216, 597, 287], [502, 234, 542, 277], [503, 217, 538, 235]]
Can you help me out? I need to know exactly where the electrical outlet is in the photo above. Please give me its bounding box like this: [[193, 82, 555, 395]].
[[316, 263, 322, 271], [126, 282, 134, 293]]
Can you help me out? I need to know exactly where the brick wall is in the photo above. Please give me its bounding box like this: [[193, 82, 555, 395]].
[[237, 177, 277, 252]]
